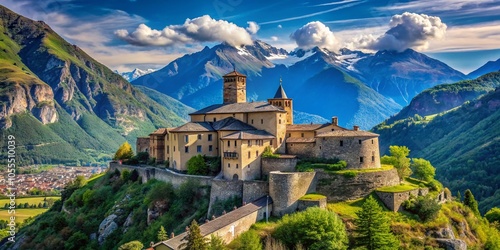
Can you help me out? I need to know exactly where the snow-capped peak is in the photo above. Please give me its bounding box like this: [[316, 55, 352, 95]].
[[117, 68, 157, 81]]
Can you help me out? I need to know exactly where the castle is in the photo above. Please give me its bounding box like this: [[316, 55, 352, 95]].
[[137, 70, 382, 181]]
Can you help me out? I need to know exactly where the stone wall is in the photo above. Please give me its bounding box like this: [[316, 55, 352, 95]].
[[316, 137, 381, 169], [242, 181, 269, 204], [376, 189, 420, 212], [297, 198, 327, 211], [136, 137, 149, 153], [109, 163, 212, 188], [315, 168, 400, 202], [207, 179, 243, 216], [269, 171, 317, 216], [286, 142, 316, 158], [261, 157, 297, 178]]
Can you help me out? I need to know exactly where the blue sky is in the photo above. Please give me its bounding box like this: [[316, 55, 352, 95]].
[[2, 0, 500, 73]]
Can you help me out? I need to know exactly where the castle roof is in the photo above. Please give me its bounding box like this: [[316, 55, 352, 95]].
[[286, 124, 328, 131], [212, 117, 256, 131], [221, 130, 275, 140], [223, 70, 245, 77], [170, 122, 214, 133], [149, 128, 170, 136], [162, 196, 272, 250], [190, 101, 286, 115], [272, 83, 288, 99], [316, 130, 379, 138]]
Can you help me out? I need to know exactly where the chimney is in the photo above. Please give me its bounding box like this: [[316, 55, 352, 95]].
[[353, 125, 359, 131], [332, 116, 338, 126]]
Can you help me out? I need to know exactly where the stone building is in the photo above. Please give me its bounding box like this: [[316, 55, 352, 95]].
[[138, 70, 381, 180]]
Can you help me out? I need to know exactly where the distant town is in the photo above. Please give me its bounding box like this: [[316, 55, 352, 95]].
[[0, 166, 106, 196]]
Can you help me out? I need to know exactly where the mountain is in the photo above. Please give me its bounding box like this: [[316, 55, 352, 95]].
[[386, 71, 500, 123], [468, 58, 500, 79], [0, 5, 189, 165], [117, 68, 157, 82], [372, 80, 500, 213], [352, 49, 467, 106]]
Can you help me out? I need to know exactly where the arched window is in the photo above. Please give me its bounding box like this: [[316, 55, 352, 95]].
[[233, 174, 239, 180]]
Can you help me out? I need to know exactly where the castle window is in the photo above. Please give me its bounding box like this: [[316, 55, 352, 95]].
[[340, 140, 344, 146], [208, 134, 213, 141], [174, 146, 176, 152], [248, 140, 252, 146], [261, 119, 264, 124], [279, 119, 281, 124], [228, 163, 230, 168], [359, 140, 362, 144], [288, 133, 291, 137], [256, 151, 259, 157], [233, 113, 235, 117], [209, 145, 213, 152], [248, 151, 251, 159], [234, 141, 237, 147], [301, 133, 304, 137], [255, 140, 258, 146], [360, 157, 364, 163], [198, 134, 202, 140], [214, 118, 216, 122], [372, 156, 375, 162], [197, 145, 202, 153], [319, 146, 322, 150], [236, 164, 239, 169], [251, 119, 254, 124], [185, 146, 189, 153], [270, 140, 273, 146], [280, 138, 283, 143], [331, 129, 334, 131], [279, 101, 282, 106], [227, 141, 230, 147], [372, 139, 374, 144], [167, 146, 170, 154], [184, 135, 189, 143]]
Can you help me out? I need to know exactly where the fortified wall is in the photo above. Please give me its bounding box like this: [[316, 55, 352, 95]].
[[269, 171, 317, 216]]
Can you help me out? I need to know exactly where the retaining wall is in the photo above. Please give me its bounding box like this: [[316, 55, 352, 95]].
[[269, 171, 317, 216], [261, 157, 297, 179]]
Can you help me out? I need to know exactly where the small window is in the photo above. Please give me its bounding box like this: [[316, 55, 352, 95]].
[[234, 141, 237, 147], [167, 146, 170, 154], [208, 134, 213, 141], [301, 133, 304, 137], [372, 156, 375, 162], [256, 151, 259, 157], [236, 164, 239, 169], [255, 140, 258, 146], [174, 146, 176, 152], [360, 157, 364, 163], [248, 140, 252, 146], [228, 163, 230, 168], [331, 129, 334, 131], [280, 138, 282, 143], [227, 141, 230, 147], [372, 139, 374, 144], [184, 135, 189, 143], [288, 133, 291, 137], [209, 145, 213, 152], [184, 146, 189, 153], [213, 118, 216, 122], [261, 119, 263, 124], [340, 140, 344, 146], [279, 119, 281, 124], [248, 151, 251, 159], [251, 119, 254, 124], [197, 145, 202, 153], [198, 134, 202, 140], [270, 140, 273, 146], [359, 140, 362, 144]]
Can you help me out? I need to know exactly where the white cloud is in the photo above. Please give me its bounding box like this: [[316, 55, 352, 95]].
[[271, 36, 279, 41], [380, 0, 495, 12], [116, 15, 253, 47], [358, 12, 447, 52], [290, 21, 340, 51], [246, 21, 260, 34], [426, 21, 500, 52], [277, 24, 282, 29]]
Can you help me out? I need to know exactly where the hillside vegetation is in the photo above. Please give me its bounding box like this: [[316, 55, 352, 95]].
[[373, 87, 500, 213]]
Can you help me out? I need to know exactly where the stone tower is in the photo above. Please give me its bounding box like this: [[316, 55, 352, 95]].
[[268, 78, 293, 124], [223, 70, 246, 104]]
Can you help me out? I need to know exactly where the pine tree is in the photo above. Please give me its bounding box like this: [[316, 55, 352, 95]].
[[464, 189, 480, 215], [208, 235, 227, 250], [180, 220, 207, 250], [354, 196, 399, 250], [157, 225, 168, 242], [114, 142, 134, 160], [457, 191, 462, 203]]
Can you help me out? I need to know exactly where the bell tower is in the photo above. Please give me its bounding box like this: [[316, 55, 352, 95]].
[[223, 70, 246, 104], [268, 78, 293, 124]]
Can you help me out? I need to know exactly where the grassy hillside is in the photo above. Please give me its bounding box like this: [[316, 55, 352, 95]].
[[7, 170, 210, 250], [373, 88, 500, 213]]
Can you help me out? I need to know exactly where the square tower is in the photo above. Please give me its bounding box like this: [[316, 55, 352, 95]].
[[268, 79, 293, 124], [223, 70, 246, 103]]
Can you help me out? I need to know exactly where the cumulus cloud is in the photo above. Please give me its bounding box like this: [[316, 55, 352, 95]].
[[290, 21, 340, 51], [115, 15, 253, 47], [246, 21, 260, 34], [361, 12, 447, 52]]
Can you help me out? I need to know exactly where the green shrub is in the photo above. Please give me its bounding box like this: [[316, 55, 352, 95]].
[[485, 207, 500, 224], [187, 155, 208, 175], [262, 146, 279, 158], [403, 195, 441, 222], [342, 171, 357, 178]]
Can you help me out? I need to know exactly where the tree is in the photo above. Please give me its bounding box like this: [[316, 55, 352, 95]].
[[464, 189, 480, 215], [403, 195, 441, 222], [354, 196, 399, 250], [114, 142, 134, 161], [180, 220, 207, 250], [411, 158, 436, 181], [235, 230, 262, 250], [208, 235, 227, 250], [187, 154, 208, 175], [273, 207, 348, 250], [485, 207, 500, 224], [118, 241, 144, 250], [157, 225, 168, 242], [457, 191, 462, 203], [381, 145, 412, 181]]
